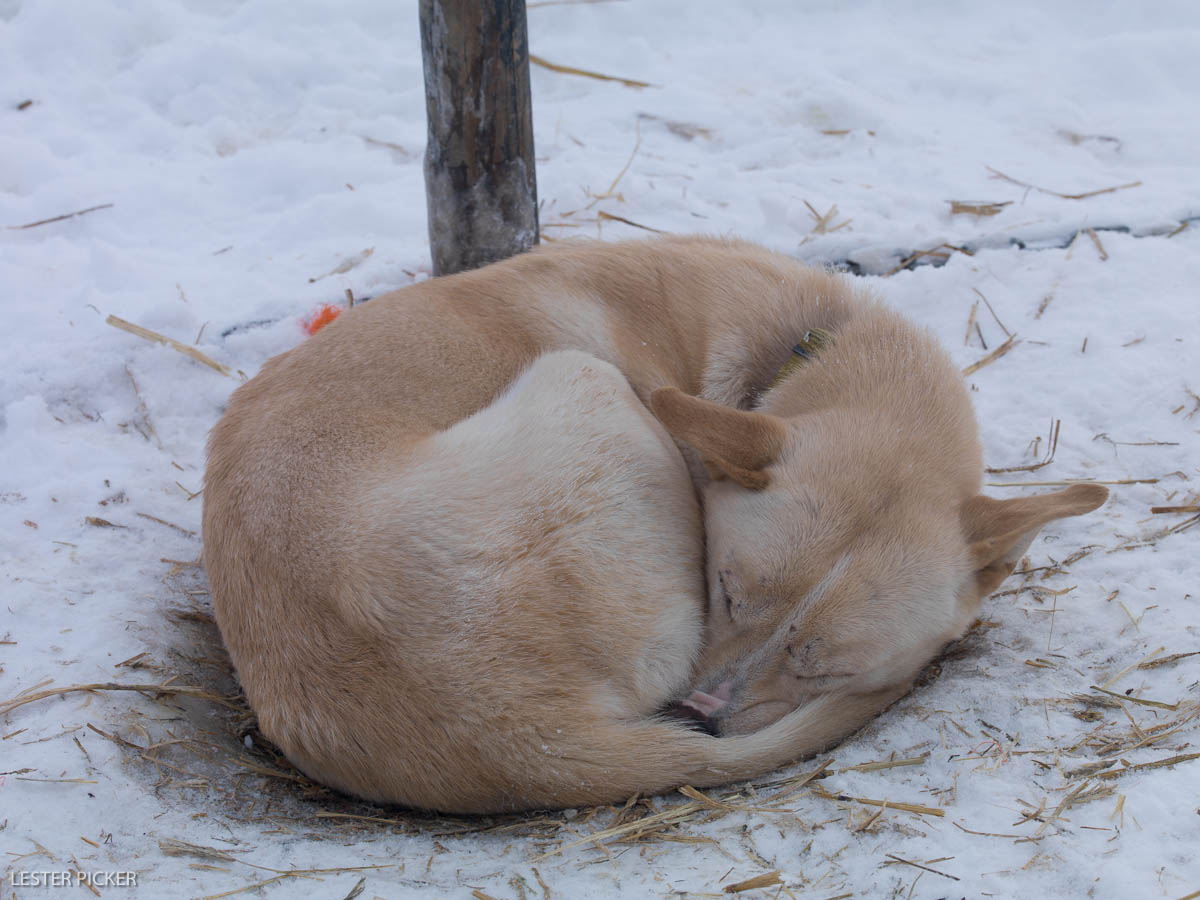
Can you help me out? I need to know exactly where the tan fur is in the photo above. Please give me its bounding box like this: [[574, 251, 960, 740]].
[[203, 236, 1107, 812]]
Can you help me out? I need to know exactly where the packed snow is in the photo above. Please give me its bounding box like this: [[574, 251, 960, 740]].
[[2, 1, 1198, 898]]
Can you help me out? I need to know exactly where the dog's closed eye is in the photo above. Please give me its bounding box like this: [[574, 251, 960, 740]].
[[786, 637, 819, 668], [719, 570, 738, 620], [786, 637, 855, 681]]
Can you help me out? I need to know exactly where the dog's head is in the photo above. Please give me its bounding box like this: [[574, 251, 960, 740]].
[[650, 386, 1108, 735]]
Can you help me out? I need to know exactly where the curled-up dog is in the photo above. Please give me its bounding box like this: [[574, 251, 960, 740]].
[[203, 236, 1107, 812]]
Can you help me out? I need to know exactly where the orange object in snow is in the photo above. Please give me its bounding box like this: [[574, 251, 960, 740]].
[[303, 303, 343, 336]]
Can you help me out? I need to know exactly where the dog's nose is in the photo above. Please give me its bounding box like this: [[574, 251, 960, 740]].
[[680, 688, 729, 718], [661, 700, 720, 735]]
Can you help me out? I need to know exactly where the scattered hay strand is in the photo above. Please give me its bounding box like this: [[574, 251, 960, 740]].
[[636, 113, 712, 142], [107, 314, 235, 377], [949, 200, 1012, 217], [529, 53, 653, 89], [988, 419, 1059, 473], [810, 786, 944, 817], [8, 203, 114, 230], [972, 287, 1011, 336], [313, 811, 412, 827], [1138, 650, 1200, 669], [1100, 647, 1166, 689], [1168, 513, 1200, 534], [597, 209, 667, 233], [1151, 505, 1200, 514], [854, 800, 888, 833], [803, 201, 852, 237], [0, 681, 243, 718], [884, 247, 949, 276], [1035, 293, 1054, 319], [197, 873, 304, 900], [952, 821, 1024, 839], [883, 854, 959, 881], [723, 871, 782, 893], [588, 121, 642, 204], [125, 366, 163, 448], [985, 167, 1142, 200], [135, 512, 197, 537], [1031, 781, 1089, 835], [85, 516, 125, 528], [1089, 685, 1178, 711], [530, 765, 831, 862], [72, 866, 102, 897], [678, 785, 743, 812], [761, 759, 834, 805], [162, 838, 391, 900], [885, 243, 973, 277], [987, 477, 1157, 487], [962, 334, 1019, 376], [963, 299, 979, 347], [1063, 760, 1117, 780], [837, 755, 927, 774], [361, 135, 409, 156], [232, 758, 313, 784], [1087, 228, 1109, 260], [1097, 753, 1200, 780], [532, 799, 707, 861], [308, 247, 374, 283], [159, 839, 241, 865], [173, 481, 204, 501]]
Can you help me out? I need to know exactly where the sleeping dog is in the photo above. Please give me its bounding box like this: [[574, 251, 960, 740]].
[[203, 236, 1106, 812]]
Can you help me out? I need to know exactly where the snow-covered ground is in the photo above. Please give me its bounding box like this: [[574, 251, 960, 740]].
[[2, 1, 1198, 897]]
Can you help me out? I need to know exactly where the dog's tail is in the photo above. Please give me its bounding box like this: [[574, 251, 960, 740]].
[[436, 687, 903, 814]]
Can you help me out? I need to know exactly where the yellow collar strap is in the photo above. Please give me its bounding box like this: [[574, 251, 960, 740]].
[[768, 327, 832, 389]]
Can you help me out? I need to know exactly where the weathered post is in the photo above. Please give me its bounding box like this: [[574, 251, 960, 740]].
[[419, 0, 539, 276]]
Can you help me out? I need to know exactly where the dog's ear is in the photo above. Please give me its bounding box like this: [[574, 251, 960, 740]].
[[961, 483, 1108, 596], [649, 387, 786, 490]]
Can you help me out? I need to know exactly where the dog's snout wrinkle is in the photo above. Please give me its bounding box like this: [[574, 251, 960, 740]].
[[798, 551, 854, 616]]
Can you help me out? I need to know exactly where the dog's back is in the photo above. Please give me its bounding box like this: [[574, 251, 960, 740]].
[[205, 347, 708, 810]]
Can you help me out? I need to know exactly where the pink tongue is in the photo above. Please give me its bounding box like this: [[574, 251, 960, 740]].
[[681, 682, 732, 718]]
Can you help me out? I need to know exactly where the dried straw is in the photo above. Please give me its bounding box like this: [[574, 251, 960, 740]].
[[809, 786, 944, 817], [987, 419, 1059, 473], [723, 871, 782, 893], [1138, 650, 1200, 669], [1089, 685, 1178, 711], [597, 210, 667, 233], [107, 314, 234, 377], [884, 854, 959, 881], [1086, 228, 1109, 260], [1096, 753, 1200, 780], [0, 681, 243, 717], [987, 477, 1157, 488], [949, 200, 1012, 217], [8, 203, 114, 230], [986, 166, 1142, 200], [962, 334, 1019, 376], [837, 755, 927, 774], [803, 201, 852, 236], [529, 54, 653, 89], [885, 243, 973, 277]]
